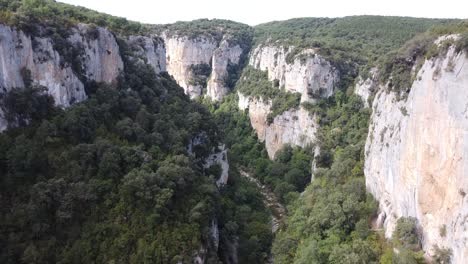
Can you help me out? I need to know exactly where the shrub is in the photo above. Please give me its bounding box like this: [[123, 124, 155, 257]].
[[432, 245, 452, 264], [393, 217, 421, 250]]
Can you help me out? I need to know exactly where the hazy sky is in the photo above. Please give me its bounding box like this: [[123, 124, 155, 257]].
[[58, 0, 467, 25]]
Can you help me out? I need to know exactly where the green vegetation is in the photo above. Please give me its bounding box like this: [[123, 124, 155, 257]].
[[255, 16, 456, 62], [189, 63, 212, 87], [236, 66, 301, 123], [378, 20, 468, 99], [0, 9, 268, 262], [154, 18, 253, 49], [0, 0, 145, 34], [1, 1, 465, 262], [0, 38, 232, 261], [206, 95, 311, 203], [254, 16, 458, 90], [271, 91, 380, 263], [378, 217, 426, 263]]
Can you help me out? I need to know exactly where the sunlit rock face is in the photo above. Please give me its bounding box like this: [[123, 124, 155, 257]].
[[238, 44, 337, 159], [0, 23, 124, 130], [238, 92, 318, 159], [365, 42, 468, 263], [164, 34, 243, 100], [354, 68, 378, 108], [249, 45, 338, 103], [0, 24, 86, 107]]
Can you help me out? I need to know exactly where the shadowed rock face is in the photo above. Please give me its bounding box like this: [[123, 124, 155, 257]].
[[126, 35, 166, 74], [365, 42, 468, 263], [68, 23, 123, 84]]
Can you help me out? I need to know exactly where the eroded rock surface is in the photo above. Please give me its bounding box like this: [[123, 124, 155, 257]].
[[365, 44, 468, 263], [164, 34, 244, 100], [249, 45, 338, 103], [238, 92, 317, 159]]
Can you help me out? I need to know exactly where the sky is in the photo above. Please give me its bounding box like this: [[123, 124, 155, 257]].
[[57, 0, 467, 26]]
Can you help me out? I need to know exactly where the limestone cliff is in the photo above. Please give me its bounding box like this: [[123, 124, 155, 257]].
[[249, 45, 338, 103], [0, 24, 86, 107], [354, 68, 378, 108], [365, 41, 468, 263], [238, 44, 336, 158], [238, 92, 318, 159], [0, 23, 124, 130], [68, 23, 123, 83], [126, 35, 166, 74], [164, 34, 244, 100]]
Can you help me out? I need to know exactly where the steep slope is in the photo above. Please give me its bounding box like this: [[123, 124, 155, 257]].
[[237, 48, 337, 158], [155, 20, 253, 100], [236, 16, 451, 159], [0, 2, 272, 263], [365, 36, 468, 262]]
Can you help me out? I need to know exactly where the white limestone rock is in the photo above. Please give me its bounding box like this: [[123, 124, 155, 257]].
[[68, 23, 123, 83], [164, 34, 244, 100], [238, 92, 317, 159], [354, 68, 378, 108], [249, 45, 338, 103], [206, 40, 243, 101], [0, 24, 86, 107], [365, 43, 468, 263]]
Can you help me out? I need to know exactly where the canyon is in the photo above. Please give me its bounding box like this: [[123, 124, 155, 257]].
[[0, 13, 467, 263]]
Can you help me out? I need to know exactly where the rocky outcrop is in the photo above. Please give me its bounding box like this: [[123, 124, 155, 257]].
[[0, 23, 124, 130], [126, 35, 166, 74], [354, 68, 378, 108], [68, 23, 123, 83], [164, 34, 244, 100], [204, 145, 230, 187], [365, 42, 468, 263], [0, 24, 86, 107], [249, 45, 338, 103], [206, 40, 243, 101], [238, 92, 317, 159]]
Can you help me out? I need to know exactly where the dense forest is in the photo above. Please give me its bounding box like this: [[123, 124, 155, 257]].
[[0, 0, 467, 263]]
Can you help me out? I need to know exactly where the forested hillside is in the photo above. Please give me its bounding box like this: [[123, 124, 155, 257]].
[[0, 1, 269, 263]]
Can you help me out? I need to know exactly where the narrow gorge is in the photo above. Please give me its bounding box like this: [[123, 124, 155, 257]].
[[0, 1, 467, 263]]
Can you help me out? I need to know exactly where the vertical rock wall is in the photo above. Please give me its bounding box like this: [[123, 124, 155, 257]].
[[249, 45, 338, 103], [365, 44, 468, 263]]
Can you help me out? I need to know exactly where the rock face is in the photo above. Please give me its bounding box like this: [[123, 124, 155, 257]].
[[0, 24, 86, 107], [164, 35, 244, 100], [0, 23, 124, 130], [238, 92, 318, 159], [204, 145, 230, 187], [126, 35, 166, 74], [206, 40, 243, 101], [354, 68, 378, 108], [249, 45, 338, 103], [238, 44, 336, 159], [365, 44, 468, 263], [68, 23, 123, 83]]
